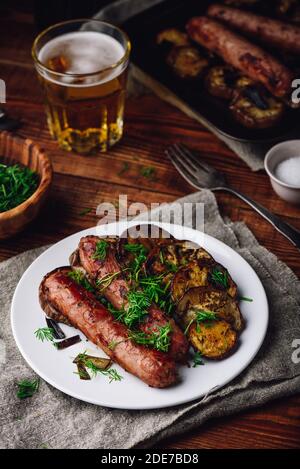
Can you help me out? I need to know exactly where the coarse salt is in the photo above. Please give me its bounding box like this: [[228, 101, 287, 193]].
[[274, 156, 300, 187]]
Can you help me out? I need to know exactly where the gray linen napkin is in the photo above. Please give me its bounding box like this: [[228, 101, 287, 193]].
[[0, 190, 300, 449], [93, 0, 300, 172]]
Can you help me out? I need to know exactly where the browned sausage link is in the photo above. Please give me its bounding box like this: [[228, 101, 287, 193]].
[[39, 267, 177, 388], [77, 236, 189, 363], [186, 17, 293, 97], [208, 4, 300, 54]]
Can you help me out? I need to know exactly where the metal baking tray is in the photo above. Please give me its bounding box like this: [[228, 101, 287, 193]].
[[123, 0, 300, 143]]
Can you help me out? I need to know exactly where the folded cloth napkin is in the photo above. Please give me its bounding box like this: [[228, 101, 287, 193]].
[[0, 190, 299, 449], [93, 0, 300, 172]]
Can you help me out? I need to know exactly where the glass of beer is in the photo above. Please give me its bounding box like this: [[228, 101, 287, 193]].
[[32, 19, 131, 154]]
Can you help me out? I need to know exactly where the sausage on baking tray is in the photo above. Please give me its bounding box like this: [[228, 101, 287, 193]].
[[71, 235, 189, 364], [39, 267, 178, 388], [208, 3, 300, 54], [186, 17, 294, 98]]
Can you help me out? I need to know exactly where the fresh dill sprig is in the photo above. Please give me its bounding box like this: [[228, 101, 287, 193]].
[[192, 351, 204, 367], [77, 352, 123, 383], [139, 275, 165, 303], [34, 327, 55, 343], [108, 289, 151, 327], [128, 323, 172, 352], [184, 310, 217, 335], [67, 269, 95, 293], [210, 268, 228, 289], [139, 275, 174, 315], [16, 378, 40, 399], [124, 243, 148, 281], [92, 240, 109, 261], [123, 243, 146, 253], [124, 290, 151, 327], [96, 271, 122, 291]]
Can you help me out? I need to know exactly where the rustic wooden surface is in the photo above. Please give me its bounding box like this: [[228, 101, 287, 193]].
[[0, 3, 299, 449]]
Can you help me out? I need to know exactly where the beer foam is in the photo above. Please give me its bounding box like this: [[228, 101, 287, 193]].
[[38, 31, 126, 86]]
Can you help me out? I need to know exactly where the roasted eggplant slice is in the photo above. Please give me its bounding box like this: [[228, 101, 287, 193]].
[[167, 46, 208, 79], [171, 260, 210, 303], [171, 258, 237, 303], [177, 286, 244, 332], [146, 241, 214, 277], [156, 28, 190, 47], [230, 87, 285, 129], [187, 319, 237, 359]]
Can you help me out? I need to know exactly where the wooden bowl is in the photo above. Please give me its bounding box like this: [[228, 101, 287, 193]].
[[0, 132, 52, 239]]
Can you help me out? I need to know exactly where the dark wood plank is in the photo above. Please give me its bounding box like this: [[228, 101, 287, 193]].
[[0, 2, 299, 450]]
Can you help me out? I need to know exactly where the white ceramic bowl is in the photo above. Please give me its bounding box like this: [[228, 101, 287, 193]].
[[264, 140, 300, 205]]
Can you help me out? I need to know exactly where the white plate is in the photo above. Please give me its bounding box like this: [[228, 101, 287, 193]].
[[11, 221, 268, 410]]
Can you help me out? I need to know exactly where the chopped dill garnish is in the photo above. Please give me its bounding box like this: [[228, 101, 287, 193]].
[[159, 250, 164, 264], [184, 310, 217, 335], [67, 269, 95, 293], [165, 261, 178, 273], [108, 290, 151, 328], [108, 339, 124, 350], [96, 271, 122, 291], [79, 207, 93, 217], [124, 290, 151, 327], [139, 275, 174, 315], [128, 323, 172, 352], [16, 378, 40, 399], [125, 243, 148, 281], [210, 268, 228, 289], [192, 351, 204, 367], [92, 239, 109, 261], [118, 162, 130, 176], [239, 296, 253, 302], [0, 163, 39, 213], [140, 166, 156, 180]]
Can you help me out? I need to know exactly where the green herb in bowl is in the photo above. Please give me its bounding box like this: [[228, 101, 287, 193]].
[[0, 163, 39, 213]]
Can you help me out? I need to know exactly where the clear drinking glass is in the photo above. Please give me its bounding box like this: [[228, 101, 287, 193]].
[[32, 19, 131, 154]]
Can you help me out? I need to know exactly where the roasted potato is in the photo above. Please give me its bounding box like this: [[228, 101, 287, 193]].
[[166, 46, 208, 79], [187, 319, 237, 359], [205, 66, 256, 100], [205, 66, 237, 100], [156, 28, 190, 47], [177, 286, 244, 332], [230, 87, 285, 129]]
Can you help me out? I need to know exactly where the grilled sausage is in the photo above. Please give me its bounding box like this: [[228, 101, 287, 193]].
[[74, 236, 189, 363], [39, 267, 177, 388], [186, 17, 293, 98], [208, 4, 300, 54]]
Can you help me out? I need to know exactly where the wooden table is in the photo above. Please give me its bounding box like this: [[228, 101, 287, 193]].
[[1, 3, 299, 449]]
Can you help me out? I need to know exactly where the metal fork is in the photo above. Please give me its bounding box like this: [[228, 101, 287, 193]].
[[166, 143, 300, 250]]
